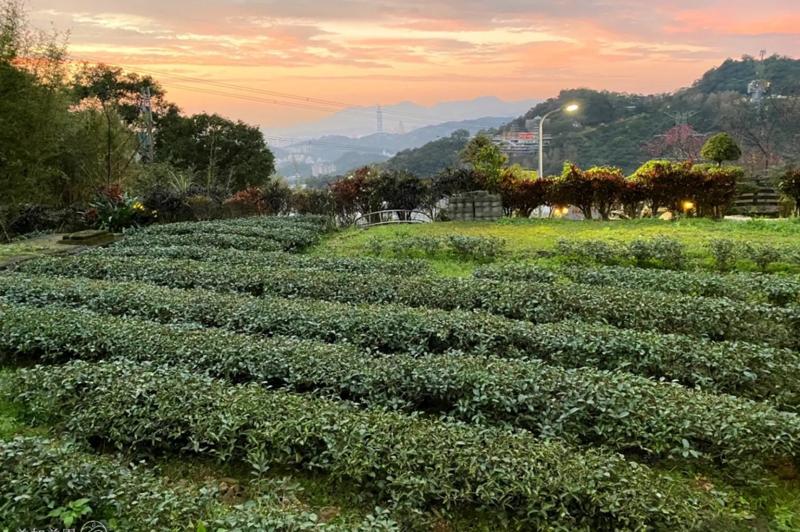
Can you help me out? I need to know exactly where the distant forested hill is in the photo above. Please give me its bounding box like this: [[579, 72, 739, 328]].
[[384, 55, 800, 177]]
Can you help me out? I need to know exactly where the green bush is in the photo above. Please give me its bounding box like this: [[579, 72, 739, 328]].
[[555, 238, 625, 265], [17, 255, 800, 348], [746, 243, 783, 272], [364, 234, 504, 262], [446, 235, 505, 261], [91, 246, 432, 277], [3, 274, 799, 408], [3, 302, 799, 472], [474, 263, 800, 306], [3, 360, 747, 530], [709, 239, 740, 272], [0, 436, 384, 531]]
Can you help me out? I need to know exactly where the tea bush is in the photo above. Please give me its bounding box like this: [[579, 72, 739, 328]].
[[90, 246, 432, 277], [0, 436, 384, 531], [17, 256, 800, 347], [364, 234, 504, 262], [3, 303, 799, 470], [4, 360, 746, 530], [474, 263, 800, 306], [2, 274, 799, 407]]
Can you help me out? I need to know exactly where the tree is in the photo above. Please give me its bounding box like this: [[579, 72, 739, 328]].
[[778, 168, 800, 216], [631, 160, 693, 216], [329, 166, 378, 223], [498, 166, 549, 217], [385, 130, 470, 176], [691, 164, 742, 218], [585, 166, 626, 220], [701, 132, 742, 166], [72, 63, 165, 184], [550, 163, 594, 219], [368, 170, 429, 218], [0, 0, 69, 212], [645, 124, 707, 161], [155, 110, 275, 193], [431, 167, 485, 200], [460, 134, 507, 191]]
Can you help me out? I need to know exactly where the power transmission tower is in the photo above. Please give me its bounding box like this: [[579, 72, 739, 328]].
[[376, 105, 384, 134], [139, 86, 156, 162], [663, 110, 698, 127]]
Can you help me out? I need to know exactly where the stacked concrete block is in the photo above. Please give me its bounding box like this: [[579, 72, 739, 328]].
[[445, 191, 504, 221]]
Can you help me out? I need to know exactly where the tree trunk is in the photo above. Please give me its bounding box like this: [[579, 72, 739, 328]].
[[104, 104, 113, 186]]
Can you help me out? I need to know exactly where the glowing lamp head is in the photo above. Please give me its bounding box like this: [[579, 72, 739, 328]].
[[565, 103, 580, 113], [682, 200, 695, 212]]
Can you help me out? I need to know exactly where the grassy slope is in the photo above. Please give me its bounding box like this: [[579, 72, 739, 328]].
[[313, 218, 800, 275]]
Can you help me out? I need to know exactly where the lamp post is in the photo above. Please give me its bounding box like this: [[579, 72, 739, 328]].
[[537, 103, 579, 179]]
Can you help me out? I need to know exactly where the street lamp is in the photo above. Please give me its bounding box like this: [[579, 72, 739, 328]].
[[538, 103, 580, 179]]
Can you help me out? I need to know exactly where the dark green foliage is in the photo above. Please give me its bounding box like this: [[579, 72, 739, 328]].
[[3, 302, 800, 470], [15, 254, 800, 347], [4, 273, 799, 407], [92, 246, 432, 276], [384, 130, 471, 177], [3, 360, 747, 530], [778, 168, 800, 216], [474, 263, 800, 307], [0, 436, 382, 531], [154, 108, 276, 191]]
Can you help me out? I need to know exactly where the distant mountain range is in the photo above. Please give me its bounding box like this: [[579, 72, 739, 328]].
[[268, 96, 539, 139], [273, 115, 522, 180]]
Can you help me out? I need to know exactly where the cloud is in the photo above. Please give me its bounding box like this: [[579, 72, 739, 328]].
[[27, 0, 800, 127]]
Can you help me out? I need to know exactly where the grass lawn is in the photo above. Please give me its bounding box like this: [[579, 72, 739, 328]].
[[313, 218, 800, 275], [0, 233, 84, 267]]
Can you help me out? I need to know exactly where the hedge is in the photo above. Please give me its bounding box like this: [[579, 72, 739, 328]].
[[114, 232, 286, 253], [126, 219, 324, 251], [90, 246, 432, 277], [2, 273, 799, 408], [4, 360, 744, 530], [3, 302, 799, 472], [0, 437, 384, 531], [16, 255, 800, 348], [474, 263, 800, 306]]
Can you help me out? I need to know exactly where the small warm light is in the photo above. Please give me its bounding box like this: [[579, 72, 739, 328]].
[[682, 201, 695, 212], [565, 103, 579, 113]]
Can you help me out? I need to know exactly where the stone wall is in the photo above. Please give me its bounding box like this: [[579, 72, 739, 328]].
[[445, 191, 504, 221]]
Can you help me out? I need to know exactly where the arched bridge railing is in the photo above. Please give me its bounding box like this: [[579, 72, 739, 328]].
[[353, 210, 433, 229]]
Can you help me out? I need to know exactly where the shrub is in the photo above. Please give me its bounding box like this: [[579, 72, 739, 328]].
[[4, 273, 799, 408], [708, 239, 739, 272], [550, 162, 594, 219], [290, 188, 335, 216], [16, 255, 800, 348], [585, 166, 626, 220], [631, 160, 692, 216], [446, 235, 504, 261], [747, 243, 782, 272], [555, 238, 625, 265], [627, 237, 685, 269], [475, 263, 800, 307], [498, 167, 550, 217], [4, 360, 748, 529], [88, 184, 155, 231], [778, 168, 800, 216], [0, 436, 382, 530]]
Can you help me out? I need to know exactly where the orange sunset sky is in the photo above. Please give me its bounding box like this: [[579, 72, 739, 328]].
[[29, 0, 800, 128]]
